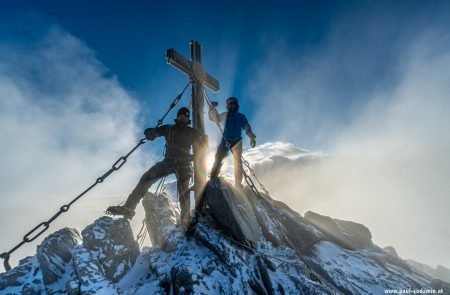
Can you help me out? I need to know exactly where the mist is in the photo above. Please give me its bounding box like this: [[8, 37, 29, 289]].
[[0, 27, 151, 271], [246, 12, 450, 267]]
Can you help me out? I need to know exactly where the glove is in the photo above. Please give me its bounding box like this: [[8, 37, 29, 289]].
[[250, 137, 256, 148], [211, 101, 219, 107], [144, 128, 157, 141]]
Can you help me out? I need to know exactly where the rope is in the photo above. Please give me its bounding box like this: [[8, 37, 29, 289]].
[[0, 81, 191, 271]]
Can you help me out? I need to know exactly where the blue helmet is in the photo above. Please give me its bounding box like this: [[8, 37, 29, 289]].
[[226, 97, 239, 111]]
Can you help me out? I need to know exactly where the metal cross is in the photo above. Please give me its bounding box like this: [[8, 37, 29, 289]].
[[166, 40, 220, 198]]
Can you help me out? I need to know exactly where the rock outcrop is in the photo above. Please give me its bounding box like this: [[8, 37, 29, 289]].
[[81, 216, 139, 283], [37, 228, 81, 294], [142, 191, 184, 252], [304, 211, 373, 250], [1, 217, 138, 294], [407, 259, 450, 284], [199, 179, 261, 249]]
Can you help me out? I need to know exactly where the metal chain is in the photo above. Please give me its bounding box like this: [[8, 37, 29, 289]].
[[136, 219, 147, 248], [0, 138, 145, 271], [156, 81, 191, 127], [242, 158, 270, 196], [0, 81, 191, 271]]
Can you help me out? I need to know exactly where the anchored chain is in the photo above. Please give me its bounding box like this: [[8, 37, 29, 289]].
[[0, 81, 191, 271], [0, 138, 146, 271], [242, 158, 270, 196]]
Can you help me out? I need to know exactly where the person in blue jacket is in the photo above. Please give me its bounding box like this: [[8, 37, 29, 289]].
[[208, 97, 256, 189]]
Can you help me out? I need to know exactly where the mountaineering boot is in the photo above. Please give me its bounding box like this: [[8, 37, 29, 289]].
[[105, 205, 135, 219]]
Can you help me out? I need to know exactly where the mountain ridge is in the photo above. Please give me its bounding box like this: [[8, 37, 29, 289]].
[[1, 178, 448, 294]]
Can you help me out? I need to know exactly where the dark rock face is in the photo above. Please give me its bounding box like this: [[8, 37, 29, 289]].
[[1, 217, 137, 294], [81, 216, 139, 282], [431, 279, 450, 294], [435, 265, 450, 284], [383, 245, 399, 257], [142, 186, 332, 294], [142, 191, 184, 251], [200, 179, 261, 249], [251, 191, 321, 253], [37, 228, 81, 294], [305, 211, 373, 250], [71, 244, 119, 294], [0, 256, 42, 294], [372, 245, 412, 273], [407, 259, 450, 284]]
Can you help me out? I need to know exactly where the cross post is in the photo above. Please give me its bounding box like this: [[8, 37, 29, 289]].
[[166, 40, 220, 199]]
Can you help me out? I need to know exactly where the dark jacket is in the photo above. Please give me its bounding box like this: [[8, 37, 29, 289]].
[[145, 123, 204, 161]]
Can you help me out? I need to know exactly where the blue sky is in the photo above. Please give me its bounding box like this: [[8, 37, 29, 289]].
[[1, 0, 343, 141], [1, 1, 450, 270], [4, 0, 445, 148]]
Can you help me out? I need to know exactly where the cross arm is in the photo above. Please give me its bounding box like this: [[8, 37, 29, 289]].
[[166, 47, 220, 92], [204, 73, 219, 92], [166, 48, 193, 76]]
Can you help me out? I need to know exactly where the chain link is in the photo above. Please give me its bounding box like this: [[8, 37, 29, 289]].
[[242, 158, 270, 196], [136, 219, 147, 248], [0, 81, 191, 271]]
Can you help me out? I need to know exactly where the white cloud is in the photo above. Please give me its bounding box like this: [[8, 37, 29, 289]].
[[0, 27, 151, 270], [244, 25, 450, 268]]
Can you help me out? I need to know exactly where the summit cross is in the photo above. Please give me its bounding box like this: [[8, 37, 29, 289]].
[[166, 40, 220, 198]]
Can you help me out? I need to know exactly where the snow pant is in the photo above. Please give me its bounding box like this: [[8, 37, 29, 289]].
[[124, 158, 192, 222], [210, 138, 243, 187]]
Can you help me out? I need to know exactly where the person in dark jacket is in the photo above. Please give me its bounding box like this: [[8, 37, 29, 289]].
[[106, 107, 206, 228], [208, 97, 256, 189]]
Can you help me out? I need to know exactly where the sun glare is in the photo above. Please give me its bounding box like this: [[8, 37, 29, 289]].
[[203, 150, 229, 172]]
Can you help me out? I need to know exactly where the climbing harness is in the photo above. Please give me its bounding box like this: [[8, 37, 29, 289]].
[[0, 81, 191, 271]]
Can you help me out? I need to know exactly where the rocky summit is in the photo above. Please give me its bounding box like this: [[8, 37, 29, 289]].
[[1, 179, 448, 294]]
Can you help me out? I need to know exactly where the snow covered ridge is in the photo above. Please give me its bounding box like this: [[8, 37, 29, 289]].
[[1, 180, 449, 294], [243, 141, 323, 164]]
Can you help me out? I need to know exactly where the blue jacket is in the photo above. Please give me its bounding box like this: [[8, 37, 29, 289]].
[[209, 108, 255, 141]]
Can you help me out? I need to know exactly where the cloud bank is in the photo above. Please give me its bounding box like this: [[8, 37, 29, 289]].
[[245, 13, 450, 268], [0, 27, 150, 270]]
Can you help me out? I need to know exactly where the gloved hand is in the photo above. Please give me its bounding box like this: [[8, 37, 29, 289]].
[[144, 128, 157, 141], [250, 137, 256, 148], [211, 101, 219, 107]]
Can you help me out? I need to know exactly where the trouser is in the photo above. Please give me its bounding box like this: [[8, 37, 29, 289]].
[[124, 158, 192, 221], [210, 138, 243, 187]]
